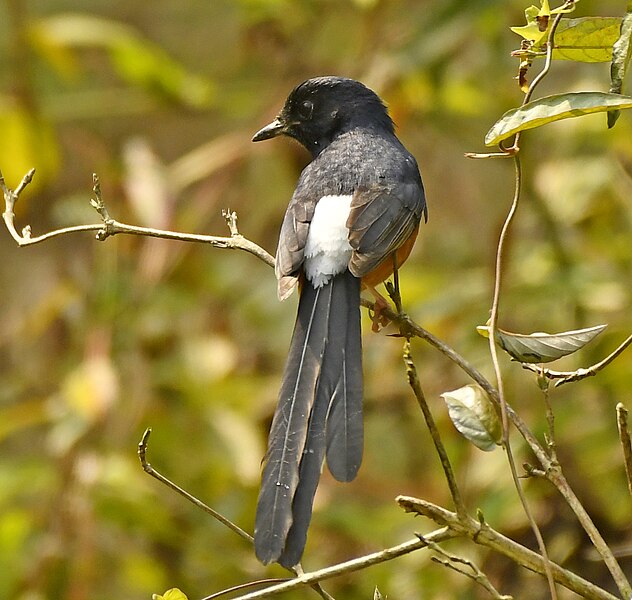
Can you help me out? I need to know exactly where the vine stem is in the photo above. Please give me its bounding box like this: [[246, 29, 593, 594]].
[[485, 4, 581, 598], [487, 154, 558, 600]]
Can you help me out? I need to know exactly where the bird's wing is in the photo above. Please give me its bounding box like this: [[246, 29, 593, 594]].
[[275, 189, 319, 300], [347, 178, 426, 278]]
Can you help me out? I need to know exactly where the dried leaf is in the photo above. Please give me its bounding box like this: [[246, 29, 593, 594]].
[[478, 324, 607, 363], [441, 385, 501, 452]]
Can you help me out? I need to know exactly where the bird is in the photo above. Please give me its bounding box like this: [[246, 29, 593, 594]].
[[251, 76, 427, 568]]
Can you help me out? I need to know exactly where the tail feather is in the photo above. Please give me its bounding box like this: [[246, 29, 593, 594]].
[[254, 270, 362, 567], [254, 282, 330, 565], [326, 280, 363, 481]]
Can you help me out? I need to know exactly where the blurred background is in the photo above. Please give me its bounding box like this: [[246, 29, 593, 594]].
[[1, 0, 631, 598]]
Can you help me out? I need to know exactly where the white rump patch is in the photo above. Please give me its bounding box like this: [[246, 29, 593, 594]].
[[304, 194, 353, 287]]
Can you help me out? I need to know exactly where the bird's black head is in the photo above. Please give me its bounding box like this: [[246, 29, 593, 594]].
[[252, 76, 394, 156]]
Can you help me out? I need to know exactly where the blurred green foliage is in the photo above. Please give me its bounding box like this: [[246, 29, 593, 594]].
[[0, 1, 631, 598]]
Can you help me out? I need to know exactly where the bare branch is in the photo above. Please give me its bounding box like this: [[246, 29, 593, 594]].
[[1, 170, 275, 268], [398, 496, 619, 600], [138, 428, 253, 544], [359, 299, 552, 466], [1, 168, 102, 244]]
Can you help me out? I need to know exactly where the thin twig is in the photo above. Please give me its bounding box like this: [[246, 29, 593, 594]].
[[482, 6, 581, 596], [616, 403, 632, 497], [138, 428, 253, 543], [200, 578, 290, 600], [420, 536, 513, 600], [403, 341, 467, 519], [539, 371, 558, 463], [520, 333, 632, 387], [430, 556, 512, 600], [227, 528, 456, 599]]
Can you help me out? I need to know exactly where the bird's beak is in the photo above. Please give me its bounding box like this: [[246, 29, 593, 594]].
[[252, 118, 286, 142]]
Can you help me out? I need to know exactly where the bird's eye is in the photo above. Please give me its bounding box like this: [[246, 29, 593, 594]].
[[297, 100, 314, 120]]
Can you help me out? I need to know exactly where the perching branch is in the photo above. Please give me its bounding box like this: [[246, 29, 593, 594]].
[[367, 301, 632, 597]]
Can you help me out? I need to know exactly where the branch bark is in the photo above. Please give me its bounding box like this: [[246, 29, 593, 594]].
[[398, 496, 620, 600]]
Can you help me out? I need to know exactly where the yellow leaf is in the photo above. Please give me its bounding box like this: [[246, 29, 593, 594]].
[[153, 589, 189, 600]]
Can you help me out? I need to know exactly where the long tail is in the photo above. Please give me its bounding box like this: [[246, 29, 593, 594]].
[[254, 270, 363, 568]]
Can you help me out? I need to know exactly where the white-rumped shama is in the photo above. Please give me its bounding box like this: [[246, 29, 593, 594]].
[[251, 76, 427, 568]]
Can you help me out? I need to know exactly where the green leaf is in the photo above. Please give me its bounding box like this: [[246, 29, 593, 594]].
[[553, 17, 622, 63], [441, 385, 501, 452], [609, 11, 632, 127], [478, 324, 607, 363], [485, 92, 632, 146], [152, 589, 189, 600]]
